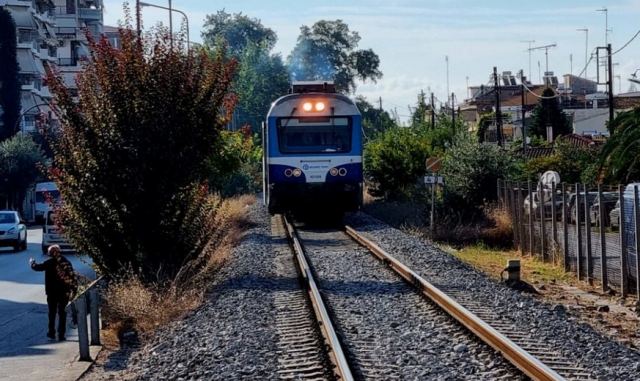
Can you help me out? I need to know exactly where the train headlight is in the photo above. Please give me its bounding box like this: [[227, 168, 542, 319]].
[[329, 168, 338, 176], [293, 168, 302, 177], [284, 168, 293, 177], [302, 102, 313, 112], [338, 168, 347, 176], [315, 102, 325, 111]]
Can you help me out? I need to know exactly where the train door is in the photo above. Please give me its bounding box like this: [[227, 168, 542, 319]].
[[262, 121, 268, 206]]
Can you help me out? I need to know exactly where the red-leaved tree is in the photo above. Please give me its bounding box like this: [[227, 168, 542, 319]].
[[46, 16, 237, 281]]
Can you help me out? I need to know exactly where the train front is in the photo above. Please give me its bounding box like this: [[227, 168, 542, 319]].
[[263, 81, 363, 216]]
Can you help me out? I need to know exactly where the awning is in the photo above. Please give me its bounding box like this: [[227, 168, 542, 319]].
[[17, 49, 38, 73], [20, 92, 37, 114], [20, 92, 47, 115], [9, 8, 36, 29]]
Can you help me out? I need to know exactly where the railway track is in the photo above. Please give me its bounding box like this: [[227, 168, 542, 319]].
[[278, 215, 597, 380]]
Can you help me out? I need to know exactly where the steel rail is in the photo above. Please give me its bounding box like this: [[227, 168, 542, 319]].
[[345, 226, 565, 381], [282, 216, 354, 381]]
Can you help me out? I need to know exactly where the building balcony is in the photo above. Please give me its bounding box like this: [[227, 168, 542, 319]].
[[78, 7, 101, 21], [57, 57, 77, 66]]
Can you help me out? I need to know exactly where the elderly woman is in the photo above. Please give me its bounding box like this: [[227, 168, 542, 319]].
[[30, 245, 78, 341]]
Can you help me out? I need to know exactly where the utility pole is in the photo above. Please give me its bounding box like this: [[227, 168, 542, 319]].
[[430, 92, 435, 129], [378, 96, 382, 111], [168, 0, 173, 48], [577, 28, 589, 78], [445, 55, 450, 108], [451, 92, 455, 133], [528, 43, 557, 75], [570, 53, 573, 76], [136, 0, 141, 35], [607, 43, 614, 124], [494, 66, 503, 146], [520, 70, 526, 155], [521, 40, 536, 80]]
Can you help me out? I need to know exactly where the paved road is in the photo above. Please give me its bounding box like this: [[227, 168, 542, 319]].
[[0, 227, 97, 381]]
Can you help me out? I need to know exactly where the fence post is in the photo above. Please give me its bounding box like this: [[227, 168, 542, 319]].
[[619, 184, 628, 297], [598, 184, 608, 292], [576, 183, 583, 280], [562, 183, 569, 272], [528, 181, 534, 256], [634, 186, 640, 299], [508, 182, 518, 248], [539, 181, 546, 260], [75, 295, 91, 361], [518, 182, 525, 256], [89, 288, 101, 346], [497, 179, 503, 209], [584, 185, 593, 285], [551, 182, 558, 262]]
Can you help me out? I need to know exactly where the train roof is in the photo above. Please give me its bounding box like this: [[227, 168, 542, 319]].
[[267, 92, 360, 118]]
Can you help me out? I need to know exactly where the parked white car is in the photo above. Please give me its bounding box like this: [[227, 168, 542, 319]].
[[42, 211, 75, 255], [0, 211, 27, 251]]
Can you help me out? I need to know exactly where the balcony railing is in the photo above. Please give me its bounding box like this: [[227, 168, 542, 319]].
[[58, 57, 78, 67], [79, 8, 101, 20]]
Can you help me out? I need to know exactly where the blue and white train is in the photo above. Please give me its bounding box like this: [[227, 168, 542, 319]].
[[263, 81, 363, 216]]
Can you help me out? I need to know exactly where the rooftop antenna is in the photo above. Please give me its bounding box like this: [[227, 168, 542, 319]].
[[521, 40, 536, 80], [528, 43, 557, 74], [576, 28, 588, 78]]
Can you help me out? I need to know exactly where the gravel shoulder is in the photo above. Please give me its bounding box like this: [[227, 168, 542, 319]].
[[82, 203, 288, 380], [346, 212, 640, 381]]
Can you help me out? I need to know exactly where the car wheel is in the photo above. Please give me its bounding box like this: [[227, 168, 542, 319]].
[[21, 237, 27, 251]]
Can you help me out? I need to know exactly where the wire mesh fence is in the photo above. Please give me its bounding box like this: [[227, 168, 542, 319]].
[[498, 179, 640, 298]]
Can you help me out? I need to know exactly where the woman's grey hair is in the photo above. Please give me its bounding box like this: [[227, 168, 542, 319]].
[[47, 245, 61, 256]]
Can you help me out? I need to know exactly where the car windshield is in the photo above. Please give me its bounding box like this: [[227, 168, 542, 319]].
[[277, 117, 351, 154], [0, 213, 16, 224]]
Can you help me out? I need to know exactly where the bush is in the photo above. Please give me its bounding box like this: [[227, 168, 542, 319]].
[[521, 139, 599, 183], [208, 127, 262, 197], [364, 126, 431, 199], [440, 132, 516, 215], [46, 22, 237, 281]]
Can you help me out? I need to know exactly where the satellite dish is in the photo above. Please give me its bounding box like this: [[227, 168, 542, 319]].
[[538, 171, 561, 202]]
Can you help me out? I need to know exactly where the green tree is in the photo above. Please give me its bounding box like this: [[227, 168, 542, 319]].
[[208, 127, 262, 197], [411, 91, 431, 128], [441, 132, 516, 212], [364, 126, 431, 198], [234, 42, 289, 132], [522, 139, 599, 183], [0, 134, 46, 211], [599, 106, 640, 183], [0, 8, 21, 139], [202, 11, 289, 133], [355, 96, 396, 140], [529, 88, 571, 139], [201, 10, 276, 57], [45, 24, 237, 281], [288, 20, 382, 93]]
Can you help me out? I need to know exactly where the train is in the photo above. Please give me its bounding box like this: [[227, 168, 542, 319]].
[[262, 81, 363, 216]]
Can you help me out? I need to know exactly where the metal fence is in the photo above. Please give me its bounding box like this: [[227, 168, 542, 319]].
[[497, 179, 640, 299]]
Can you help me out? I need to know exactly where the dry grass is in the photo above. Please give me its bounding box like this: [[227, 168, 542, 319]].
[[101, 194, 256, 340], [443, 244, 574, 285]]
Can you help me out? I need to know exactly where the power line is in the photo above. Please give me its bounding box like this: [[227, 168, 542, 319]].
[[521, 81, 561, 99], [612, 28, 640, 55]]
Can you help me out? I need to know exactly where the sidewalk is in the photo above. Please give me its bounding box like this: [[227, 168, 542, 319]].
[[0, 319, 101, 381]]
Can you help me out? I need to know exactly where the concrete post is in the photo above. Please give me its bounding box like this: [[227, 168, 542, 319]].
[[89, 288, 101, 346], [75, 294, 91, 361]]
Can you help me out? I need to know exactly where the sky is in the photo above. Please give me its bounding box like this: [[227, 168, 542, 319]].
[[103, 0, 640, 119]]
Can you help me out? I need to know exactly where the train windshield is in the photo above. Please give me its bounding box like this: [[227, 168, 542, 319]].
[[277, 117, 352, 154]]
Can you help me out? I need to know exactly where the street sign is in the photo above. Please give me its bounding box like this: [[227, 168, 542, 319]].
[[425, 157, 442, 172], [424, 175, 444, 185]]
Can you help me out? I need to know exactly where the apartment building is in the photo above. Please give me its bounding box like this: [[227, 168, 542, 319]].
[[0, 0, 102, 132], [1, 0, 57, 133]]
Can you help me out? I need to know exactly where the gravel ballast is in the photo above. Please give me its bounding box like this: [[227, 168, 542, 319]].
[[346, 212, 640, 380], [84, 204, 315, 380], [297, 227, 523, 380]]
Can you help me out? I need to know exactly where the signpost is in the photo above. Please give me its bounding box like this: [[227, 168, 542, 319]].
[[425, 157, 443, 235]]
